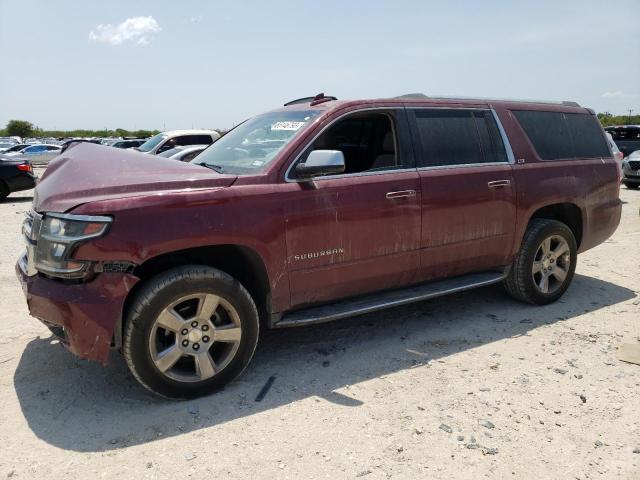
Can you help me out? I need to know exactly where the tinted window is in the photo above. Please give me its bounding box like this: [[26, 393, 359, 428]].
[[413, 109, 507, 166], [565, 114, 611, 158], [514, 110, 610, 160], [512, 110, 573, 160], [474, 111, 508, 163], [46, 145, 60, 151], [192, 135, 214, 145]]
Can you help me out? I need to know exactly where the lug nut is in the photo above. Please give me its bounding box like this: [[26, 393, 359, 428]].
[[181, 328, 188, 335], [201, 325, 209, 331], [193, 343, 200, 350], [182, 340, 189, 347], [191, 321, 198, 327], [202, 336, 210, 343]]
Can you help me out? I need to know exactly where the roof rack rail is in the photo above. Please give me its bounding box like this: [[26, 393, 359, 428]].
[[284, 93, 337, 106], [394, 93, 581, 107], [394, 93, 429, 99]]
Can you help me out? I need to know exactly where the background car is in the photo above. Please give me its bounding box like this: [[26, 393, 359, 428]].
[[110, 139, 147, 149], [4, 144, 62, 164], [157, 144, 208, 162], [605, 132, 623, 162], [604, 125, 640, 158], [0, 143, 28, 155], [0, 142, 17, 153], [136, 130, 220, 155], [0, 157, 35, 200], [621, 150, 640, 189]]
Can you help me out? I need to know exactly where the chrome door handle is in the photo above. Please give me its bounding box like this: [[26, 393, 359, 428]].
[[487, 180, 511, 188], [386, 190, 416, 199]]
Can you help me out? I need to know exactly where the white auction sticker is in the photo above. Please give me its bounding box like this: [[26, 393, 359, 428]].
[[271, 121, 305, 131]]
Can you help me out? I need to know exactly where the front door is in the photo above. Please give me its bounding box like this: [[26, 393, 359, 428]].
[[282, 108, 422, 308]]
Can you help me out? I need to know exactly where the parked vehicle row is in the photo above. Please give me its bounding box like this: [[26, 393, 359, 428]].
[[16, 93, 622, 398]]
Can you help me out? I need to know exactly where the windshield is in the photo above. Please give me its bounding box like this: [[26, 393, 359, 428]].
[[138, 133, 167, 152], [191, 110, 321, 174]]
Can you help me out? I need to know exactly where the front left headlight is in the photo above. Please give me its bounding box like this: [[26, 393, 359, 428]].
[[35, 213, 112, 278]]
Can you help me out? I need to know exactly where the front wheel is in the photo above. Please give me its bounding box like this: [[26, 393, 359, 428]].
[[624, 182, 639, 190], [503, 219, 577, 305], [123, 265, 259, 399]]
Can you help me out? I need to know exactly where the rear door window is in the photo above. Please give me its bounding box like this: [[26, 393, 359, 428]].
[[411, 109, 508, 167]]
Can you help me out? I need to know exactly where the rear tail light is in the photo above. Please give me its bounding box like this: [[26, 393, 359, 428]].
[[17, 163, 33, 173]]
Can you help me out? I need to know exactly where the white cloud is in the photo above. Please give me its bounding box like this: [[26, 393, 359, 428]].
[[89, 16, 161, 46], [602, 91, 639, 99]]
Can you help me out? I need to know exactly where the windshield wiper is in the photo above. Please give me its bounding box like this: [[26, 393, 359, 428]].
[[195, 162, 225, 174]]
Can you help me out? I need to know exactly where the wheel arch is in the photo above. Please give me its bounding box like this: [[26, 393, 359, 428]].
[[115, 244, 271, 349], [528, 202, 583, 248]]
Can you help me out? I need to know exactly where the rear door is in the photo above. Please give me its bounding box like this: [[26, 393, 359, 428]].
[[407, 108, 517, 280]]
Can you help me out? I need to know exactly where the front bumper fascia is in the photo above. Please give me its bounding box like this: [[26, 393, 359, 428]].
[[16, 259, 139, 363]]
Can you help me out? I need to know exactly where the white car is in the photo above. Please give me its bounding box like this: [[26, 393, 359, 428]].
[[136, 130, 220, 155]]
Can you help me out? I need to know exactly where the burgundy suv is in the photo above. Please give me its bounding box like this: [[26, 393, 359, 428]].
[[16, 94, 621, 398]]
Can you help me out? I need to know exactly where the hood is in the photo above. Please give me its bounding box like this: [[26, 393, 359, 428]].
[[34, 143, 237, 212]]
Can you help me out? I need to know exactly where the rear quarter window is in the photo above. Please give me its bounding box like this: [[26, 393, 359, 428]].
[[513, 110, 609, 160]]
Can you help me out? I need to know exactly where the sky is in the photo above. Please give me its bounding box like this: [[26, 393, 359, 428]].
[[1, 0, 639, 131]]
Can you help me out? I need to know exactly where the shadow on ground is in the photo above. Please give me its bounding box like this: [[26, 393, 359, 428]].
[[13, 274, 635, 452], [1, 196, 33, 204]]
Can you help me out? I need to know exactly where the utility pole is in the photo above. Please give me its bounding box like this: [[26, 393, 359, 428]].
[[628, 109, 633, 124]]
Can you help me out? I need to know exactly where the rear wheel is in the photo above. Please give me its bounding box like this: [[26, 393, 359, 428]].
[[624, 182, 639, 190], [504, 219, 577, 305], [123, 265, 259, 399]]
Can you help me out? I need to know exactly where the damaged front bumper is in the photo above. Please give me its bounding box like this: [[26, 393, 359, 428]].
[[16, 259, 139, 363]]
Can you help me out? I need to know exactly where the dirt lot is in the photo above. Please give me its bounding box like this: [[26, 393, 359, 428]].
[[0, 180, 638, 480]]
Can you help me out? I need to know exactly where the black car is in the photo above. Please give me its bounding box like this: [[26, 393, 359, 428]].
[[0, 157, 36, 200], [604, 125, 640, 158]]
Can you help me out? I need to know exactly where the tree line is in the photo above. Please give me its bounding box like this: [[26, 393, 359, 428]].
[[0, 120, 160, 140]]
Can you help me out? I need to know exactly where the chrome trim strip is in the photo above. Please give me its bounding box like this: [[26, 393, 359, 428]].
[[490, 109, 516, 164], [46, 212, 112, 223], [416, 162, 509, 172]]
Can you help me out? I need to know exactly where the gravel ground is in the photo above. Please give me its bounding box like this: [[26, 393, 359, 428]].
[[0, 179, 638, 480]]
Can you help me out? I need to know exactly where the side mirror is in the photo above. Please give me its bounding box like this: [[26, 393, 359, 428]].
[[295, 150, 345, 179]]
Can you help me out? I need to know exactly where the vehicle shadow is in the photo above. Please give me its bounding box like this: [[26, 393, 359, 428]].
[[1, 196, 33, 204], [13, 274, 635, 452]]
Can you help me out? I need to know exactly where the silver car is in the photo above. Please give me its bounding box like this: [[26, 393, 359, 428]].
[[3, 144, 62, 164], [157, 144, 208, 162]]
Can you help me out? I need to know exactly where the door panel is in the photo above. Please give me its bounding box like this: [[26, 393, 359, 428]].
[[406, 107, 517, 281], [418, 164, 516, 280], [284, 171, 421, 307]]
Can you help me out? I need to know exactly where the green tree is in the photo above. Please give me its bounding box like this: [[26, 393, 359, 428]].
[[5, 119, 34, 138]]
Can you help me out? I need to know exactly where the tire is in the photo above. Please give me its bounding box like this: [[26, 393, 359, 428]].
[[624, 182, 639, 190], [503, 219, 577, 305], [0, 181, 9, 201], [123, 265, 259, 399]]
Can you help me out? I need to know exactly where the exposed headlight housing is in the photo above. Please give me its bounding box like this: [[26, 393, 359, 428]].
[[33, 213, 112, 278]]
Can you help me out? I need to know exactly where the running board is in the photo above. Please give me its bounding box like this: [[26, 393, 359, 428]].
[[274, 271, 506, 328]]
